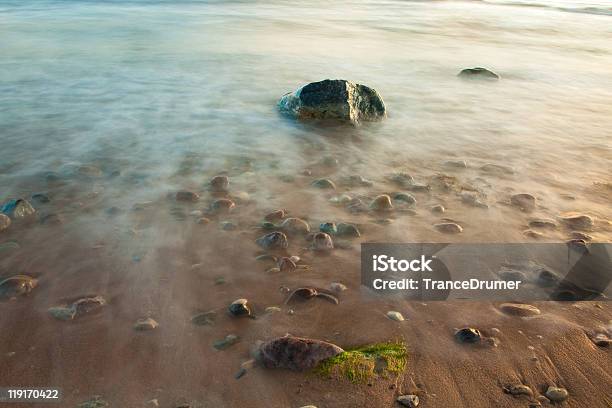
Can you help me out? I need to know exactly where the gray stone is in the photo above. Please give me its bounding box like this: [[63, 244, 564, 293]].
[[279, 79, 386, 125]]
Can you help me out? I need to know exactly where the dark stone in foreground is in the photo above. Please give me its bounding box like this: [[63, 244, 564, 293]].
[[458, 67, 500, 80], [256, 335, 344, 371], [279, 79, 386, 124]]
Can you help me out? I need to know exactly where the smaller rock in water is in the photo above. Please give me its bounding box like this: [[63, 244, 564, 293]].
[[397, 394, 419, 407], [431, 204, 445, 214], [558, 213, 594, 230], [134, 317, 159, 331], [1, 199, 36, 219], [281, 217, 311, 234], [213, 334, 239, 350], [442, 160, 468, 169], [455, 327, 482, 343], [175, 191, 200, 202], [31, 193, 50, 204], [311, 232, 334, 251], [499, 303, 541, 317], [387, 311, 405, 322], [337, 223, 361, 238], [545, 386, 569, 402], [220, 221, 237, 231], [389, 172, 414, 187], [590, 333, 610, 348], [229, 298, 253, 318], [434, 222, 463, 234], [0, 214, 10, 232], [480, 163, 514, 175], [458, 67, 500, 80], [209, 175, 229, 192], [460, 192, 488, 209], [370, 194, 393, 211], [329, 194, 353, 205], [343, 175, 373, 187], [511, 193, 536, 211], [255, 335, 344, 371], [311, 178, 336, 189], [256, 231, 289, 250]]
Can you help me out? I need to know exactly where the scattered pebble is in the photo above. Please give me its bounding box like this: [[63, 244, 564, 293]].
[[191, 311, 217, 326], [319, 222, 337, 235], [545, 386, 569, 402], [505, 384, 533, 397], [49, 296, 106, 321], [329, 282, 347, 292], [229, 298, 253, 318], [386, 311, 405, 322], [134, 317, 159, 331], [558, 213, 594, 230], [337, 223, 361, 238], [220, 221, 237, 231], [393, 192, 417, 206], [499, 303, 541, 317], [264, 209, 286, 222], [455, 327, 482, 343], [370, 194, 393, 211], [510, 193, 536, 211], [175, 191, 200, 202], [460, 192, 488, 209], [523, 229, 544, 239], [0, 275, 38, 299], [213, 334, 239, 350], [442, 160, 468, 169], [431, 204, 445, 214], [434, 222, 463, 234], [397, 394, 419, 407], [256, 231, 289, 250], [0, 214, 11, 232], [281, 217, 311, 234], [209, 175, 229, 192], [311, 232, 334, 251], [196, 217, 211, 225], [528, 218, 557, 229], [1, 198, 36, 219], [311, 178, 336, 189], [210, 198, 236, 213], [329, 194, 353, 205]]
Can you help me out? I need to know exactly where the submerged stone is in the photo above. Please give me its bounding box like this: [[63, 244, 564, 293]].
[[458, 67, 500, 80], [528, 219, 557, 229], [545, 386, 569, 402], [209, 175, 229, 192], [134, 317, 159, 331], [434, 222, 463, 234], [393, 192, 417, 206], [1, 199, 36, 219], [337, 223, 361, 238], [214, 334, 239, 350], [210, 198, 236, 213], [264, 209, 286, 222], [278, 79, 386, 125], [0, 214, 10, 232], [311, 178, 336, 189], [499, 303, 541, 317], [559, 213, 594, 230], [229, 298, 252, 317], [387, 311, 405, 322], [255, 335, 344, 371], [175, 191, 200, 202], [319, 222, 337, 235], [0, 275, 38, 299]]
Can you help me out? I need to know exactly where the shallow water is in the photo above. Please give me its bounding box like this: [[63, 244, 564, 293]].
[[0, 1, 611, 406]]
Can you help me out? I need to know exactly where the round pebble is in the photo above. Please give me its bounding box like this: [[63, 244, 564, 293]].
[[134, 317, 159, 331], [209, 175, 229, 192], [397, 395, 419, 407], [511, 193, 536, 211], [455, 327, 482, 343], [545, 386, 569, 402], [370, 194, 393, 211], [499, 303, 541, 317], [434, 222, 463, 234], [0, 214, 11, 232], [386, 311, 404, 321], [281, 217, 311, 234], [311, 179, 336, 189]]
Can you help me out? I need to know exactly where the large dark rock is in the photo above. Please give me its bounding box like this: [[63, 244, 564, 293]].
[[255, 335, 344, 371], [279, 79, 386, 124]]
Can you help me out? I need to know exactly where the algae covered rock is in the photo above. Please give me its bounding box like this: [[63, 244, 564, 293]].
[[279, 79, 386, 125]]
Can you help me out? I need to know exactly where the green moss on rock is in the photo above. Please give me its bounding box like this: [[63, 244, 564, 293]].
[[315, 341, 407, 383]]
